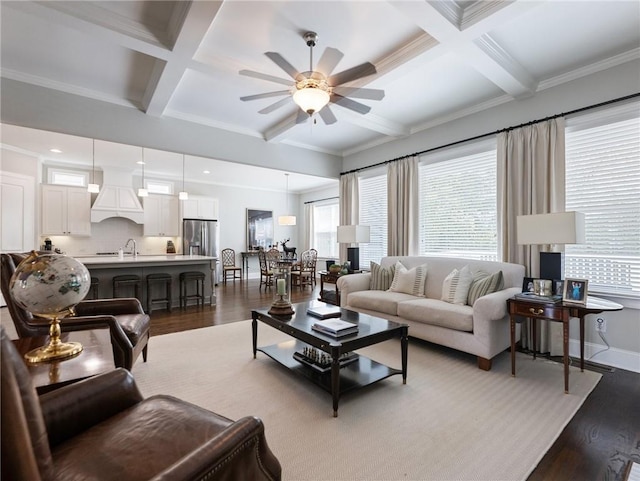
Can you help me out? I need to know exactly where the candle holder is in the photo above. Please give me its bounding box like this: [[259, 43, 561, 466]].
[[269, 260, 295, 317]]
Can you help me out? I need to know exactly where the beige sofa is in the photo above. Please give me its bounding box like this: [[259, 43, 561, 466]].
[[337, 256, 525, 370]]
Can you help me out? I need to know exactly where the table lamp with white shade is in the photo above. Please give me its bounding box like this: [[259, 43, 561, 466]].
[[337, 225, 370, 272], [516, 211, 585, 279]]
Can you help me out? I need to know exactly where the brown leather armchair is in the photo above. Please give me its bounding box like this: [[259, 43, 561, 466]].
[[0, 327, 282, 481], [1, 252, 150, 371]]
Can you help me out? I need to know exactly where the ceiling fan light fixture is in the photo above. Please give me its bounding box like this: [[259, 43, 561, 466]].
[[293, 78, 330, 115]]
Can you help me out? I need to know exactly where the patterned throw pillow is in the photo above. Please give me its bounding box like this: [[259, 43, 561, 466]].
[[369, 262, 396, 291], [388, 261, 428, 297], [467, 270, 504, 306], [441, 265, 473, 305]]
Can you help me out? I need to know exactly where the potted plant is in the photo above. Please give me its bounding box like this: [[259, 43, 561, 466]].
[[329, 264, 342, 274]]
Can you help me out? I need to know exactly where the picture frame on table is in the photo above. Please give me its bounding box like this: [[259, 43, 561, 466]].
[[522, 277, 535, 293], [553, 280, 564, 297], [563, 278, 588, 305]]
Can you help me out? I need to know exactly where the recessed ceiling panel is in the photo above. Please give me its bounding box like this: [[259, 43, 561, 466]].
[[372, 53, 504, 126], [0, 5, 156, 102], [488, 1, 640, 80]]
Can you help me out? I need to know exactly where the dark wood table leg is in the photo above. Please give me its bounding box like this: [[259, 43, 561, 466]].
[[252, 314, 258, 359], [579, 315, 585, 372], [510, 315, 516, 377], [331, 346, 341, 417], [532, 317, 537, 360], [401, 326, 408, 384], [563, 318, 570, 394]]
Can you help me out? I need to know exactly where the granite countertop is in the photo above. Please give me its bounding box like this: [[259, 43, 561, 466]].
[[76, 254, 218, 266]]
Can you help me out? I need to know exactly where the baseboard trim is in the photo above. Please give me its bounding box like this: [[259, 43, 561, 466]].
[[569, 339, 640, 373]]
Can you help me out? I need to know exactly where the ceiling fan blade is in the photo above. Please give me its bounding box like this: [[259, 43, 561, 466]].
[[328, 62, 377, 86], [265, 52, 300, 79], [239, 70, 292, 86], [319, 106, 337, 125], [295, 109, 309, 124], [316, 47, 344, 76], [258, 97, 292, 114], [332, 86, 385, 101], [331, 94, 372, 115], [240, 90, 290, 102]]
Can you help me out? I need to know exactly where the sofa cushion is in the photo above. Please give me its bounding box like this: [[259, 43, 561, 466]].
[[441, 265, 473, 305], [348, 290, 416, 316], [369, 262, 396, 291], [467, 270, 504, 306], [398, 298, 474, 332], [388, 261, 428, 297]]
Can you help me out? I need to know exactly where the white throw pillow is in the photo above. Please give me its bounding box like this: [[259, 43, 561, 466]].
[[388, 261, 428, 297], [441, 265, 473, 305]]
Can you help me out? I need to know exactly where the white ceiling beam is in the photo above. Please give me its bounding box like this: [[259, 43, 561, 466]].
[[142, 2, 224, 116], [390, 0, 539, 98]]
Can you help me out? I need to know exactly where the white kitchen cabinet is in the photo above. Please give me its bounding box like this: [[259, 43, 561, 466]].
[[144, 194, 179, 236], [41, 185, 91, 236], [181, 196, 218, 220]]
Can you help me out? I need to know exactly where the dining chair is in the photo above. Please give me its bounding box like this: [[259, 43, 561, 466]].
[[221, 248, 242, 284]]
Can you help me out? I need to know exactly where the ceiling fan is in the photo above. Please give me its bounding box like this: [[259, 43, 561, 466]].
[[239, 32, 385, 125]]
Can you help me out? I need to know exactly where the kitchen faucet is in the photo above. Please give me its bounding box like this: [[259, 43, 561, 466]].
[[125, 238, 137, 257]]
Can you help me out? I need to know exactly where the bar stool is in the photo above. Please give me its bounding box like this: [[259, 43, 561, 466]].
[[89, 277, 100, 300], [180, 271, 205, 309], [112, 274, 142, 302], [146, 273, 172, 313]]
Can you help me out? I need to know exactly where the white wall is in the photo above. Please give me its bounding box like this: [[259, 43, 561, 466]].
[[342, 59, 640, 372]]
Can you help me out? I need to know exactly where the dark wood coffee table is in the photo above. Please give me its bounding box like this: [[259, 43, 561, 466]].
[[252, 301, 408, 417], [12, 328, 115, 394]]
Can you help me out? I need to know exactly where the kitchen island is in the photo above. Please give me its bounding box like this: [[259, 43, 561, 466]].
[[77, 255, 218, 308]]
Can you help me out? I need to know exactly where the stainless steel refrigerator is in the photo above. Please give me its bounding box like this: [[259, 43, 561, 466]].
[[182, 218, 220, 258]]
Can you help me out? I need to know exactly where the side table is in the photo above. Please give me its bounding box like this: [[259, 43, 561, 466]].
[[12, 328, 115, 394], [508, 296, 622, 393], [318, 270, 364, 305]]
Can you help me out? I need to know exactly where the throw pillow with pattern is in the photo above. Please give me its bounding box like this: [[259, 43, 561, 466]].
[[441, 265, 473, 304], [388, 261, 428, 297], [467, 270, 504, 306], [369, 262, 396, 291]]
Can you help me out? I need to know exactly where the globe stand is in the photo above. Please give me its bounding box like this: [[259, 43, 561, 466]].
[[24, 314, 83, 364]]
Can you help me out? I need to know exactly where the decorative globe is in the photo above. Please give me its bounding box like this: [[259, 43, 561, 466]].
[[10, 253, 91, 320]]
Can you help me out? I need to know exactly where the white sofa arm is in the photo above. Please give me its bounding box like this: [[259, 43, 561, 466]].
[[336, 273, 371, 307], [472, 287, 521, 351]]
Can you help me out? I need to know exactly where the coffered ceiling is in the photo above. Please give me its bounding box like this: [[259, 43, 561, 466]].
[[1, 1, 639, 186]]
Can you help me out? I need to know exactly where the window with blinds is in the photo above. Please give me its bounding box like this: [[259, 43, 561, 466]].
[[418, 145, 497, 260], [312, 200, 340, 258], [565, 103, 640, 298], [359, 172, 387, 268]]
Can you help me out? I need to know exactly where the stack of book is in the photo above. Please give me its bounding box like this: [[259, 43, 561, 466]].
[[311, 319, 359, 337], [306, 305, 342, 319]]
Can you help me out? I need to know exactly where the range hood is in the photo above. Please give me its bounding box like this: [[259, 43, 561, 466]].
[[91, 167, 144, 224]]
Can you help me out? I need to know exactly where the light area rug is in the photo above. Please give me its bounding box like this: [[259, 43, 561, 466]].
[[132, 321, 601, 481]]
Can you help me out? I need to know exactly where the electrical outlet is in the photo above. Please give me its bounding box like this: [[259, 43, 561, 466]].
[[596, 317, 607, 333]]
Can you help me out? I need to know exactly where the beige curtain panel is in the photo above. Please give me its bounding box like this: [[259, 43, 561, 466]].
[[387, 156, 419, 256], [497, 117, 566, 355], [339, 173, 359, 263]]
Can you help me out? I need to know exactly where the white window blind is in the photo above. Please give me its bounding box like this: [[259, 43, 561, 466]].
[[359, 172, 387, 268], [418, 146, 497, 260], [313, 200, 340, 258], [565, 103, 640, 298]]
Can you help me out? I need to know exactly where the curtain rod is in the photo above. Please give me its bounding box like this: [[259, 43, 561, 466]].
[[304, 196, 339, 205], [340, 92, 640, 176]]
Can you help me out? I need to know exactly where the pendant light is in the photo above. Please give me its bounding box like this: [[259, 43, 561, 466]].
[[87, 139, 100, 193], [278, 173, 296, 226], [137, 147, 148, 197], [178, 154, 189, 200]]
